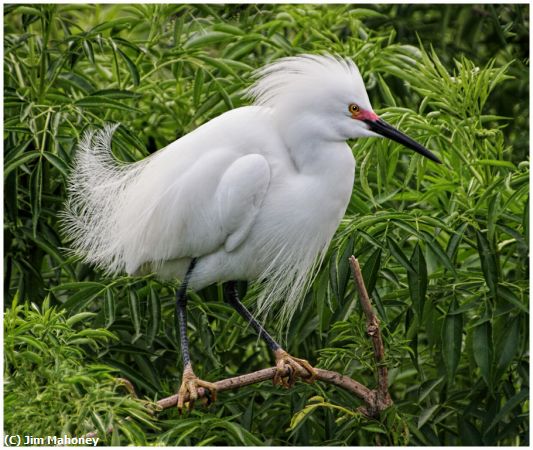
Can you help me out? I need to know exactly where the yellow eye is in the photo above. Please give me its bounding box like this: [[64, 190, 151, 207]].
[[349, 104, 360, 115]]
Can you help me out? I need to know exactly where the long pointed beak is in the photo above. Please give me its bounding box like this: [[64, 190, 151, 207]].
[[364, 118, 442, 164]]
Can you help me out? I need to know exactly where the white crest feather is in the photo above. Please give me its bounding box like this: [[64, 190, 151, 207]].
[[247, 53, 364, 108]]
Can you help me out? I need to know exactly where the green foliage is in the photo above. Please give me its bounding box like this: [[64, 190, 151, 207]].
[[4, 4, 528, 446], [4, 297, 154, 444]]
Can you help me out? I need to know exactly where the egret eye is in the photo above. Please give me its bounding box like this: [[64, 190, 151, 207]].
[[349, 104, 360, 115]]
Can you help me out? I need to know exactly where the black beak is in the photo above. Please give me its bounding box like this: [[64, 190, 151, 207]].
[[364, 118, 442, 164]]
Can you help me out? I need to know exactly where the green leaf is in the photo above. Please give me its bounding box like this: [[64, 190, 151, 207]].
[[420, 231, 457, 274], [75, 95, 142, 113], [66, 312, 97, 327], [212, 23, 245, 35], [89, 18, 138, 34], [475, 159, 516, 169], [145, 287, 160, 347], [193, 69, 205, 106], [497, 284, 528, 313], [407, 243, 427, 316], [19, 350, 43, 365], [418, 376, 445, 402], [29, 159, 43, 236], [496, 320, 520, 376], [361, 424, 387, 434], [104, 289, 116, 328], [362, 248, 381, 295], [62, 285, 103, 312], [76, 329, 116, 340], [523, 195, 529, 247], [82, 39, 95, 64], [446, 222, 468, 261], [458, 419, 483, 445], [442, 299, 463, 382], [42, 151, 69, 178], [15, 335, 48, 352], [418, 404, 440, 428], [387, 236, 415, 272], [377, 74, 396, 106], [3, 139, 34, 176], [21, 228, 76, 279], [52, 281, 104, 291], [476, 229, 499, 299], [58, 72, 95, 93], [486, 388, 529, 433], [91, 88, 141, 99], [117, 48, 140, 86], [472, 320, 493, 387], [91, 411, 107, 437], [332, 236, 353, 303], [184, 31, 234, 49], [195, 55, 238, 77], [128, 289, 142, 342]]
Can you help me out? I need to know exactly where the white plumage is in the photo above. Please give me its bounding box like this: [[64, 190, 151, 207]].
[[63, 54, 438, 326]]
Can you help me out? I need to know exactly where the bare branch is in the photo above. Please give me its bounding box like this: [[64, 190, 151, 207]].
[[155, 367, 374, 411], [349, 256, 392, 413]]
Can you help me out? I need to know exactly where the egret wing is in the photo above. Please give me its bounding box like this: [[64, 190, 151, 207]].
[[119, 150, 271, 273], [215, 154, 271, 252]]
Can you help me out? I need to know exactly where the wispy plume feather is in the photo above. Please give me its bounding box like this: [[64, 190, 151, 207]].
[[61, 124, 151, 275]]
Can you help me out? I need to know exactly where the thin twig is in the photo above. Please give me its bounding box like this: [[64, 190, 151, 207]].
[[349, 256, 392, 414]]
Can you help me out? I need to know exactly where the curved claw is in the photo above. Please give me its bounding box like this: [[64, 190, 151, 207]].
[[273, 349, 317, 388], [177, 367, 217, 413]]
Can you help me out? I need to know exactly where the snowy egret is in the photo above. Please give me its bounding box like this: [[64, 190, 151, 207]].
[[64, 54, 441, 410]]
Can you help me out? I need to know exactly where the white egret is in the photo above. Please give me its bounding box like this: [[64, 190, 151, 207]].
[[63, 54, 441, 410]]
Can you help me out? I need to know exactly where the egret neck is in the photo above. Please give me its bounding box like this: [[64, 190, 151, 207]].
[[275, 112, 356, 178]]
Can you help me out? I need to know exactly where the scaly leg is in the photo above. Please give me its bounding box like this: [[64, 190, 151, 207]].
[[176, 258, 217, 411], [224, 281, 317, 388]]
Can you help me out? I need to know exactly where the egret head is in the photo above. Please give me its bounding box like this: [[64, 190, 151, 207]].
[[248, 54, 441, 163]]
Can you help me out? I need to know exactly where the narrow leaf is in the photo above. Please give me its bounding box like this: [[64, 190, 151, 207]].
[[387, 236, 415, 272], [4, 150, 41, 178], [82, 39, 95, 64], [408, 243, 428, 316], [145, 287, 160, 347], [184, 31, 233, 49], [128, 289, 142, 342], [442, 299, 463, 382], [418, 404, 439, 428], [104, 289, 116, 328], [486, 388, 529, 433], [476, 229, 499, 299], [75, 95, 142, 113], [193, 69, 205, 106], [362, 248, 382, 295], [496, 320, 520, 375], [117, 48, 140, 86], [472, 320, 493, 387], [30, 160, 42, 236]]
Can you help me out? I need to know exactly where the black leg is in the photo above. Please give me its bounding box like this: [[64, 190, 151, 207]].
[[176, 258, 198, 368], [174, 259, 218, 410], [224, 281, 281, 351]]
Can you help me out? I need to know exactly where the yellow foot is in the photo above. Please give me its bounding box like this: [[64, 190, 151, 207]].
[[273, 348, 317, 388], [177, 365, 217, 413]]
